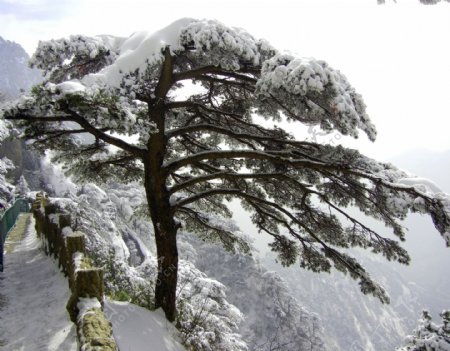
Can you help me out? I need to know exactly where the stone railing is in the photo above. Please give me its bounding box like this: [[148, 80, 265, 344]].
[[32, 193, 119, 351]]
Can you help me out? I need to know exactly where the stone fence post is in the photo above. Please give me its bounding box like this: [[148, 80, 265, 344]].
[[32, 195, 118, 351]]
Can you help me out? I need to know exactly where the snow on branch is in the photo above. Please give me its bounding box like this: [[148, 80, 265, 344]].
[[31, 34, 122, 83], [256, 54, 376, 141]]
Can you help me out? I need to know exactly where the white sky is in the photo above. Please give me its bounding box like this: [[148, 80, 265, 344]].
[[1, 0, 450, 160]]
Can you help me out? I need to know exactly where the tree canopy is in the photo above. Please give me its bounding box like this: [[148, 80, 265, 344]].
[[2, 18, 450, 322]]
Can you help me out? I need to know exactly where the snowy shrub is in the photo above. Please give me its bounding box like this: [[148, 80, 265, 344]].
[[397, 310, 450, 351], [176, 260, 248, 351], [0, 157, 15, 204], [0, 119, 15, 204]]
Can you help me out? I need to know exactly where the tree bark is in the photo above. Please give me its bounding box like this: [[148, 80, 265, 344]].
[[143, 49, 180, 321], [153, 223, 178, 322], [143, 93, 180, 321], [144, 163, 179, 322]]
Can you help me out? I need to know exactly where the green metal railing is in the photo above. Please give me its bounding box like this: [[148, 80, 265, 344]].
[[0, 198, 30, 272]]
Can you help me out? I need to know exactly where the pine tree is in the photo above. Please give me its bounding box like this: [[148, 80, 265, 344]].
[[2, 19, 450, 322]]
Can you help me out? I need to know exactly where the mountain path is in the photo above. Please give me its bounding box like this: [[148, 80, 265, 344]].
[[0, 214, 77, 351]]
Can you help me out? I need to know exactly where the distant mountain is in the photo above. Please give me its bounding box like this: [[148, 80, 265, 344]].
[[262, 252, 415, 351], [0, 36, 41, 99], [0, 37, 43, 186]]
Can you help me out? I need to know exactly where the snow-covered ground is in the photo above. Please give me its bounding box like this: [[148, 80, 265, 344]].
[[0, 216, 77, 351], [104, 300, 186, 351]]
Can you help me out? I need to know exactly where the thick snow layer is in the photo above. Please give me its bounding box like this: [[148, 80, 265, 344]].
[[55, 80, 86, 94], [77, 297, 102, 321], [85, 18, 195, 88], [398, 176, 442, 194], [104, 300, 186, 351], [0, 216, 77, 351], [82, 18, 273, 91], [256, 54, 376, 141], [0, 157, 14, 177]]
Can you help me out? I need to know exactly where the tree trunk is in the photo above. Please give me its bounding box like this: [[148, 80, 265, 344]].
[[143, 123, 179, 321], [153, 224, 178, 322], [144, 58, 178, 321], [144, 167, 179, 322]]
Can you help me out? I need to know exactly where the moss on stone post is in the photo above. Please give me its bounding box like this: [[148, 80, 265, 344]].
[[32, 194, 46, 239], [31, 200, 41, 212], [67, 232, 86, 258], [43, 204, 57, 256], [57, 214, 71, 274], [67, 268, 104, 323], [35, 192, 49, 208], [66, 232, 86, 289], [77, 269, 104, 301], [44, 203, 57, 216], [79, 307, 118, 351]]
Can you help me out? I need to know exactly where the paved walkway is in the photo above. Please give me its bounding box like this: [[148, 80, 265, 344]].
[[3, 213, 31, 254], [0, 214, 77, 351]]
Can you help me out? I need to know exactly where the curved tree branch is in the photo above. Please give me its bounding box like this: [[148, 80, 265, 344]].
[[173, 65, 258, 84], [64, 109, 145, 156]]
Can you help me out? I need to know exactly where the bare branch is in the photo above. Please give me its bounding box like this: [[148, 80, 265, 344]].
[[64, 109, 145, 156], [6, 114, 74, 122], [164, 149, 325, 174], [9, 111, 145, 156]]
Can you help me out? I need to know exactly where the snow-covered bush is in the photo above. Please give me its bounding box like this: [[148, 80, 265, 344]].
[[0, 156, 15, 205], [177, 260, 248, 351], [397, 310, 450, 351], [0, 119, 15, 204], [187, 235, 326, 351]]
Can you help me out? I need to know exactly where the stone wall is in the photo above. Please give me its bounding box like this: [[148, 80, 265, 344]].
[[32, 193, 119, 351]]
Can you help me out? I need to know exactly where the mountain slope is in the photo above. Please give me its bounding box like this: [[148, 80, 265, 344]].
[[0, 36, 41, 99]]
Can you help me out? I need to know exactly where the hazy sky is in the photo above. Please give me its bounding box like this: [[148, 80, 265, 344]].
[[1, 0, 450, 160]]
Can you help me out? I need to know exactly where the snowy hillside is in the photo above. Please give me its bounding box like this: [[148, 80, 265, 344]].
[[0, 119, 15, 204], [104, 300, 186, 351]]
